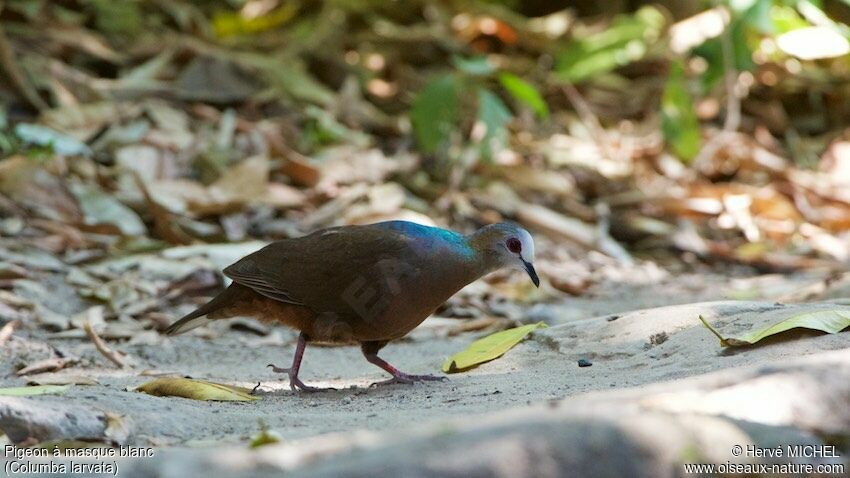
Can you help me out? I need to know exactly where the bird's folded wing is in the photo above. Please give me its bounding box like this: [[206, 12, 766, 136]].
[[223, 257, 304, 305], [222, 225, 413, 310], [224, 270, 303, 304]]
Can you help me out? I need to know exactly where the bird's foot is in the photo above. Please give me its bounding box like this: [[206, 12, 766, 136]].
[[267, 363, 333, 392], [289, 376, 325, 392], [369, 372, 447, 388]]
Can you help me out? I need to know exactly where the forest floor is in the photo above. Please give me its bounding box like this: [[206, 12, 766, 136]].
[[3, 264, 849, 476]]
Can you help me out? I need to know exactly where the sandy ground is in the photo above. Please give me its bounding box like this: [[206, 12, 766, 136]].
[[2, 268, 849, 476]]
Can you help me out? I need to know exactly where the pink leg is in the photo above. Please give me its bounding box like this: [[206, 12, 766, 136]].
[[363, 352, 447, 387], [268, 333, 330, 392]]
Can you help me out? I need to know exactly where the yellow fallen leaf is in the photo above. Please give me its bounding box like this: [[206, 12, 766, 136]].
[[134, 378, 259, 402], [213, 4, 299, 38], [0, 385, 70, 396], [442, 322, 547, 373], [249, 427, 282, 448], [248, 419, 281, 448], [699, 310, 850, 347]]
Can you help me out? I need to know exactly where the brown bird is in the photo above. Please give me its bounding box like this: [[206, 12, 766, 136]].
[[166, 221, 538, 391]]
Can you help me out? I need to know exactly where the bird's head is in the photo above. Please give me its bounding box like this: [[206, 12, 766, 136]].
[[470, 223, 539, 287]]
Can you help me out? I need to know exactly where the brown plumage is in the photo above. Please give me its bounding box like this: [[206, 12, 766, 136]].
[[166, 221, 538, 390]]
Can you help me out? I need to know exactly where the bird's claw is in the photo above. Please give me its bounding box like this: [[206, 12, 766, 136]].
[[289, 377, 324, 393], [268, 363, 333, 392], [267, 363, 291, 374], [369, 373, 447, 388]]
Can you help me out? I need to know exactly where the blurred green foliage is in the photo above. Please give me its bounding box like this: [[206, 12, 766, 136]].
[[411, 74, 460, 155], [549, 0, 848, 161], [499, 73, 549, 119], [555, 6, 665, 83], [662, 61, 701, 162], [3, 0, 850, 168], [476, 88, 513, 158], [411, 57, 551, 160]]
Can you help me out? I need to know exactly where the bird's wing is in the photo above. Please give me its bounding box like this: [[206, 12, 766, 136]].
[[221, 264, 302, 304], [222, 225, 414, 312]]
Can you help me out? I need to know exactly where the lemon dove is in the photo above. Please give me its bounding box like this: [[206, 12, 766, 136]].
[[166, 221, 538, 391]]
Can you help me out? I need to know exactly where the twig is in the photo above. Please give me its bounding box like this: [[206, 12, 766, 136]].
[[719, 16, 740, 133], [594, 202, 634, 265], [84, 318, 128, 369], [561, 83, 605, 141], [0, 319, 19, 347], [560, 83, 618, 162], [15, 356, 77, 376], [692, 16, 741, 167]]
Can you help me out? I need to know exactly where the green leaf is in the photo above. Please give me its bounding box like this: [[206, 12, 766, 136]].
[[411, 75, 458, 154], [499, 73, 549, 119], [0, 385, 70, 396], [452, 56, 495, 76], [556, 6, 665, 82], [135, 378, 260, 402], [699, 310, 850, 347], [476, 88, 512, 159], [661, 61, 701, 162], [741, 0, 774, 34], [770, 5, 810, 34], [443, 322, 547, 373], [693, 17, 756, 93]]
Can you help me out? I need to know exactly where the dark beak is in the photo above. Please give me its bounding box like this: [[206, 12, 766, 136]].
[[522, 259, 540, 288]]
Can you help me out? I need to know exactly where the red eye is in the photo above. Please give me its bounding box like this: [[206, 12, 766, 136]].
[[506, 237, 522, 253]]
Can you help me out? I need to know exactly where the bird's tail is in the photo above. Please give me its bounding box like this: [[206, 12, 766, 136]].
[[165, 283, 245, 335]]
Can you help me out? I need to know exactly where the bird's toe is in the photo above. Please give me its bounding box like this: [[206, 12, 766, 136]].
[[369, 373, 446, 387], [410, 374, 447, 382], [368, 376, 413, 388], [290, 378, 334, 393], [267, 363, 291, 374]]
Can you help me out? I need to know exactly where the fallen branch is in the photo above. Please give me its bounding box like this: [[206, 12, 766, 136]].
[[84, 318, 128, 369], [516, 202, 633, 265], [15, 356, 78, 376], [560, 83, 619, 163]]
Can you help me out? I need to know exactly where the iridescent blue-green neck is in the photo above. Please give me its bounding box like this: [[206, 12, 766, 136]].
[[374, 221, 473, 256]]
